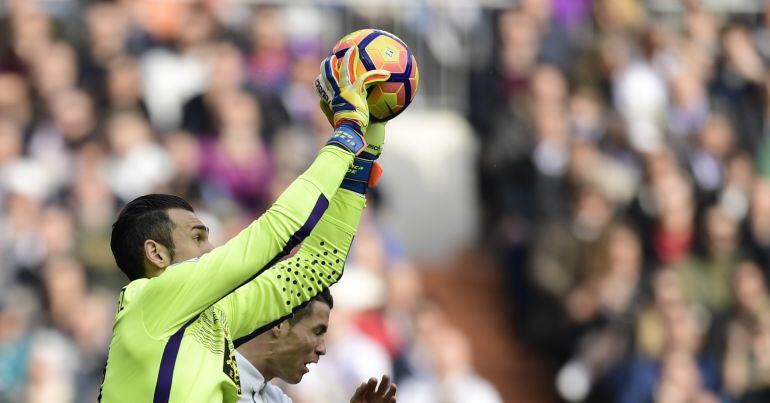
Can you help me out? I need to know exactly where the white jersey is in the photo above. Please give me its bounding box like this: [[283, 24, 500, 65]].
[[235, 351, 293, 403]]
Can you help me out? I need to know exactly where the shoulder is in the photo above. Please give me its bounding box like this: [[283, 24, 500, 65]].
[[120, 279, 151, 307], [113, 278, 151, 323], [263, 383, 292, 403]]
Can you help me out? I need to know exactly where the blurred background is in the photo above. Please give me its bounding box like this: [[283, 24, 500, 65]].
[[4, 0, 770, 402]]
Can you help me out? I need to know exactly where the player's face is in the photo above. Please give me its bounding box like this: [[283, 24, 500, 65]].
[[275, 301, 330, 384], [167, 208, 213, 263]]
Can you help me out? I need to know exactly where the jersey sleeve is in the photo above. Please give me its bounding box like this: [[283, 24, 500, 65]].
[[139, 146, 354, 337], [217, 188, 366, 345]]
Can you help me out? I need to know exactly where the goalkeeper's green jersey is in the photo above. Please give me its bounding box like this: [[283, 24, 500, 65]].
[[99, 146, 365, 403]]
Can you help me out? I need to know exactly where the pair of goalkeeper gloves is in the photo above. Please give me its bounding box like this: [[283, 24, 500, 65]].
[[315, 46, 390, 195]]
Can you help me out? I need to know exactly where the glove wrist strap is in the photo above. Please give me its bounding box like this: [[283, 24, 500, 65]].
[[359, 150, 379, 160], [340, 158, 382, 195], [326, 122, 366, 155]]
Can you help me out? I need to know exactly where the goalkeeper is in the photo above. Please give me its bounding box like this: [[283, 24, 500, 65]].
[[99, 47, 390, 403]]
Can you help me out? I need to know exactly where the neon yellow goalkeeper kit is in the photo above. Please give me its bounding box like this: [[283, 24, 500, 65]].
[[99, 146, 365, 402]]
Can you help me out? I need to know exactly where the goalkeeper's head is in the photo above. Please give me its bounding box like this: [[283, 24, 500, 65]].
[[238, 288, 333, 384], [111, 194, 213, 280]]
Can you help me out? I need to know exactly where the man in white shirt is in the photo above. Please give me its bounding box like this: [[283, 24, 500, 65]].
[[235, 289, 396, 403]]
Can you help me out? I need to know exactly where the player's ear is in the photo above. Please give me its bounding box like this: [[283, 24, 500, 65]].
[[271, 321, 290, 338], [144, 239, 172, 275]]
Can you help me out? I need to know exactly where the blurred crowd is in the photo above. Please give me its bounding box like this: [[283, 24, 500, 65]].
[[0, 1, 500, 403], [474, 0, 770, 402], [9, 0, 770, 402]]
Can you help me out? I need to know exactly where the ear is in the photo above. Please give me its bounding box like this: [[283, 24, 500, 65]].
[[271, 321, 290, 338], [144, 239, 172, 275]]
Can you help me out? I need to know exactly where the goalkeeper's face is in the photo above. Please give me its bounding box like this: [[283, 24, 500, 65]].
[[167, 208, 213, 264], [271, 301, 330, 384]]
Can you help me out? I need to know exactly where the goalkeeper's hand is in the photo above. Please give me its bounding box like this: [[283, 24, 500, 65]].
[[316, 47, 390, 156], [318, 96, 387, 161]]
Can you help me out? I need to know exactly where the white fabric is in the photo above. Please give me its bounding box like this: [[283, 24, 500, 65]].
[[397, 370, 503, 403], [235, 351, 293, 403], [103, 142, 174, 201], [139, 48, 208, 130], [614, 61, 668, 152]]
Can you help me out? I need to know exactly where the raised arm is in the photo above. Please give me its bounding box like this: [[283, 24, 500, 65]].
[[221, 48, 392, 341], [220, 187, 366, 345], [139, 146, 353, 335], [138, 46, 391, 337]]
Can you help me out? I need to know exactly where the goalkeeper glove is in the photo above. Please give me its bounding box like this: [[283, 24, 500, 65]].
[[316, 47, 390, 156], [337, 122, 385, 193]]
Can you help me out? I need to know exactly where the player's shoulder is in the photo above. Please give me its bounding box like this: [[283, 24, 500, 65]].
[[263, 383, 293, 403], [121, 257, 202, 307], [112, 278, 150, 322], [120, 278, 151, 307], [125, 277, 151, 293]]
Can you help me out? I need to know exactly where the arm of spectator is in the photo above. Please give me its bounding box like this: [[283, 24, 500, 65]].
[[723, 321, 751, 397]]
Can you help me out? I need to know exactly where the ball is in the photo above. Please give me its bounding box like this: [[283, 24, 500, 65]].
[[330, 29, 419, 122]]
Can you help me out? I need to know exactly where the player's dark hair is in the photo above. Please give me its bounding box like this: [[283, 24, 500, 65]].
[[111, 194, 194, 280], [289, 288, 334, 325]]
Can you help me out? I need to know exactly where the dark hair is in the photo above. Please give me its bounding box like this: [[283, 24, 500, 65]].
[[111, 194, 194, 280], [289, 288, 333, 325]]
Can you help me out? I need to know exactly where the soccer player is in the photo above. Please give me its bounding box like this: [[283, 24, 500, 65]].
[[99, 48, 391, 402], [234, 289, 396, 403]]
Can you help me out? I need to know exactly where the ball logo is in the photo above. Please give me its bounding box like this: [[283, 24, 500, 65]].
[[384, 48, 395, 58]]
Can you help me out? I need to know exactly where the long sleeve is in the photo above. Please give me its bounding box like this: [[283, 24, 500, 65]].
[[217, 189, 366, 345], [138, 146, 354, 337]]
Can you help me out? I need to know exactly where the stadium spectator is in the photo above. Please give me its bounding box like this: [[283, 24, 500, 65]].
[[7, 0, 770, 401]]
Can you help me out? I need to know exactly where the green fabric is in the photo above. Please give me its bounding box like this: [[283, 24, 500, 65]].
[[675, 256, 735, 313], [758, 134, 770, 177], [100, 147, 365, 402], [363, 122, 386, 159]]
